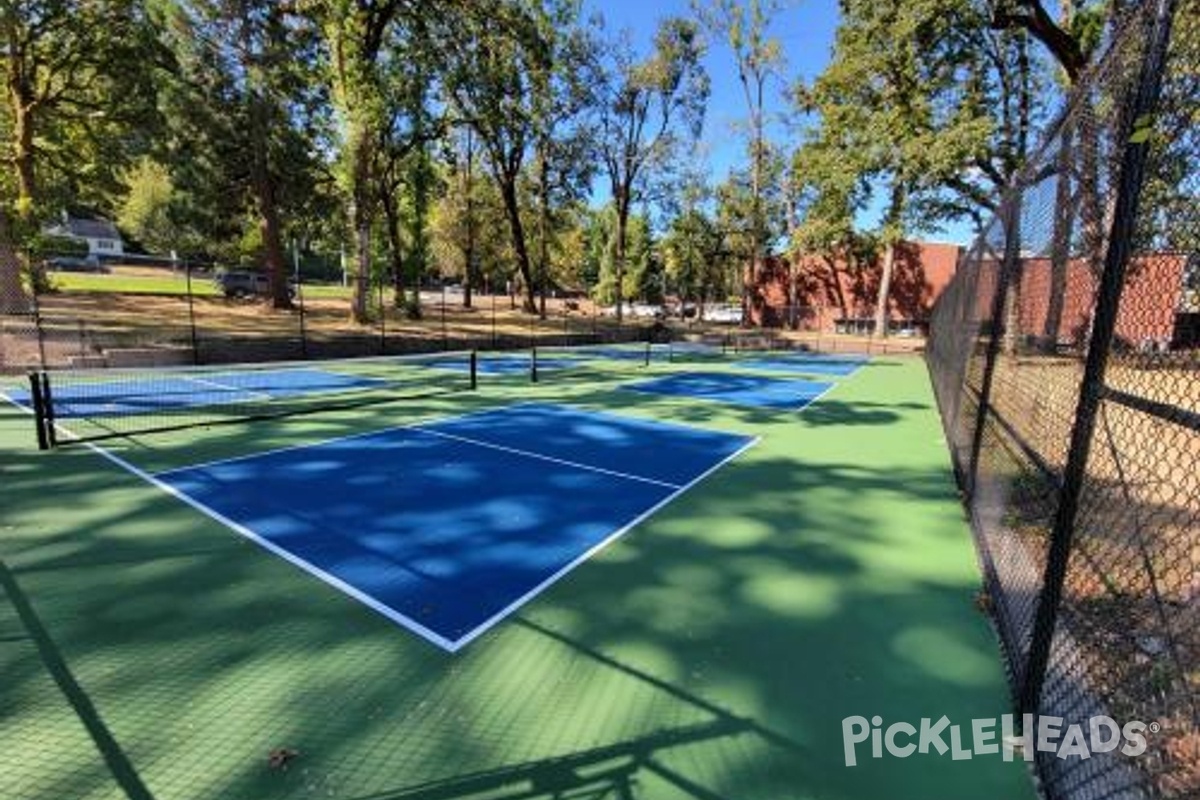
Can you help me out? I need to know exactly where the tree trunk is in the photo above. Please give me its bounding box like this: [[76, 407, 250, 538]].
[[353, 216, 371, 323], [498, 176, 537, 313], [249, 129, 290, 311], [826, 253, 849, 321], [1042, 121, 1075, 350], [381, 188, 407, 310], [873, 243, 896, 338], [536, 148, 549, 320], [8, 70, 46, 296], [462, 129, 474, 309], [614, 197, 629, 323], [348, 124, 373, 324]]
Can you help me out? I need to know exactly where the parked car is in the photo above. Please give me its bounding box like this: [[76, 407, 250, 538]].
[[45, 254, 107, 273], [214, 270, 295, 299], [705, 303, 744, 324], [631, 303, 665, 319]]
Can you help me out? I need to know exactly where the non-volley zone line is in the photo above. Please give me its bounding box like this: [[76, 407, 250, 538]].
[[99, 402, 757, 651], [622, 371, 835, 411], [735, 353, 869, 378]]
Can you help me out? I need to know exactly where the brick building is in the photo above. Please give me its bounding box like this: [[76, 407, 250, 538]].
[[748, 242, 1194, 347], [1016, 253, 1192, 349], [748, 240, 962, 335]]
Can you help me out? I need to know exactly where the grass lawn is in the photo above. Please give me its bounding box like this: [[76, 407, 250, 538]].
[[50, 269, 354, 300]]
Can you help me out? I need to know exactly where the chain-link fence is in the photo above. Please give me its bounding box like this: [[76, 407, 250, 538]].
[[0, 254, 668, 373], [927, 1, 1198, 797]]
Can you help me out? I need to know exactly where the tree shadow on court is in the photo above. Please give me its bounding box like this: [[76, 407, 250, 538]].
[[0, 359, 1041, 800], [0, 437, 1034, 800]]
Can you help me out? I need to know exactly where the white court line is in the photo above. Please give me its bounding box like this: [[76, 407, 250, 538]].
[[796, 382, 838, 412], [621, 377, 835, 412], [83, 441, 460, 652], [181, 374, 275, 402], [413, 427, 683, 490], [151, 401, 543, 478], [64, 399, 759, 653], [449, 434, 760, 651]]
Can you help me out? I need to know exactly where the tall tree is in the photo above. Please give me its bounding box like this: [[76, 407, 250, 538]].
[[372, 36, 444, 317], [314, 0, 423, 322], [527, 0, 597, 317], [789, 124, 873, 324], [171, 0, 315, 308], [1, 0, 163, 305], [804, 0, 1000, 337], [596, 17, 708, 322], [444, 0, 555, 314], [695, 0, 786, 319]]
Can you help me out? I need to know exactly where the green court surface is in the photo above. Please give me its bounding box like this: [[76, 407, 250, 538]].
[[0, 356, 1037, 800]]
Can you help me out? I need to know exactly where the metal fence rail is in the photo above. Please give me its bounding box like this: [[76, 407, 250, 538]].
[[926, 1, 1197, 797]]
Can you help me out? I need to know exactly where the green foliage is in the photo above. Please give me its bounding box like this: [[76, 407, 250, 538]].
[[587, 206, 658, 304], [118, 158, 176, 253], [662, 207, 724, 304], [798, 0, 1036, 243], [154, 1, 332, 265], [431, 140, 516, 287], [0, 1, 166, 219], [27, 234, 88, 259]]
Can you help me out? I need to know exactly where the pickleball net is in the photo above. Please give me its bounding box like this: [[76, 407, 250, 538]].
[[15, 350, 478, 447]]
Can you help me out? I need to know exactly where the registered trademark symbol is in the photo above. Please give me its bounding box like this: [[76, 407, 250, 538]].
[[1149, 722, 1161, 734]]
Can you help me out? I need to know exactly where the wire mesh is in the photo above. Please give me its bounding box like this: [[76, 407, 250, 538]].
[[23, 351, 478, 446], [926, 2, 1198, 797]]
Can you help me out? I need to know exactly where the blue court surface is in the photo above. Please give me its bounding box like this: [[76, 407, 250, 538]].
[[4, 368, 386, 417], [623, 371, 833, 410], [738, 353, 867, 377], [151, 403, 756, 650]]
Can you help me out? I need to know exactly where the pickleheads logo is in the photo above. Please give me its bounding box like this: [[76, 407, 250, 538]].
[[841, 714, 1155, 767]]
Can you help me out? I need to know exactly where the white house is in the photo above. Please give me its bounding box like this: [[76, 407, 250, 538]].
[[44, 213, 124, 259]]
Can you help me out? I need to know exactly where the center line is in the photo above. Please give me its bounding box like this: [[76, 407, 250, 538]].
[[414, 426, 683, 489]]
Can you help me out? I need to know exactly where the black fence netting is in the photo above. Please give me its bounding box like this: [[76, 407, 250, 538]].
[[927, 1, 1198, 797]]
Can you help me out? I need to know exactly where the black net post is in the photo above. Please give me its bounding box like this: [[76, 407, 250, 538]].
[[27, 371, 48, 450], [530, 345, 539, 383], [469, 349, 477, 390], [39, 371, 57, 448], [644, 336, 651, 367], [1018, 0, 1180, 720]]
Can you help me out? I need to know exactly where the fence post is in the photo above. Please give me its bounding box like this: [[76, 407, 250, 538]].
[[1018, 0, 1178, 718], [378, 272, 386, 355], [293, 241, 308, 359], [184, 260, 200, 365], [965, 192, 1024, 497], [28, 254, 47, 370]]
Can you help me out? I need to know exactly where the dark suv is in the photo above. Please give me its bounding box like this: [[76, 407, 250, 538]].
[[214, 270, 294, 299]]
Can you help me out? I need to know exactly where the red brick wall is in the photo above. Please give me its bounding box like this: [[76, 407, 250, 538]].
[[1017, 254, 1185, 347], [749, 240, 962, 332]]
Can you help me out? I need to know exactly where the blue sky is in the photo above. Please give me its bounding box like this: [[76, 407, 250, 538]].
[[582, 0, 975, 244], [584, 0, 840, 177], [580, 1, 836, 202]]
